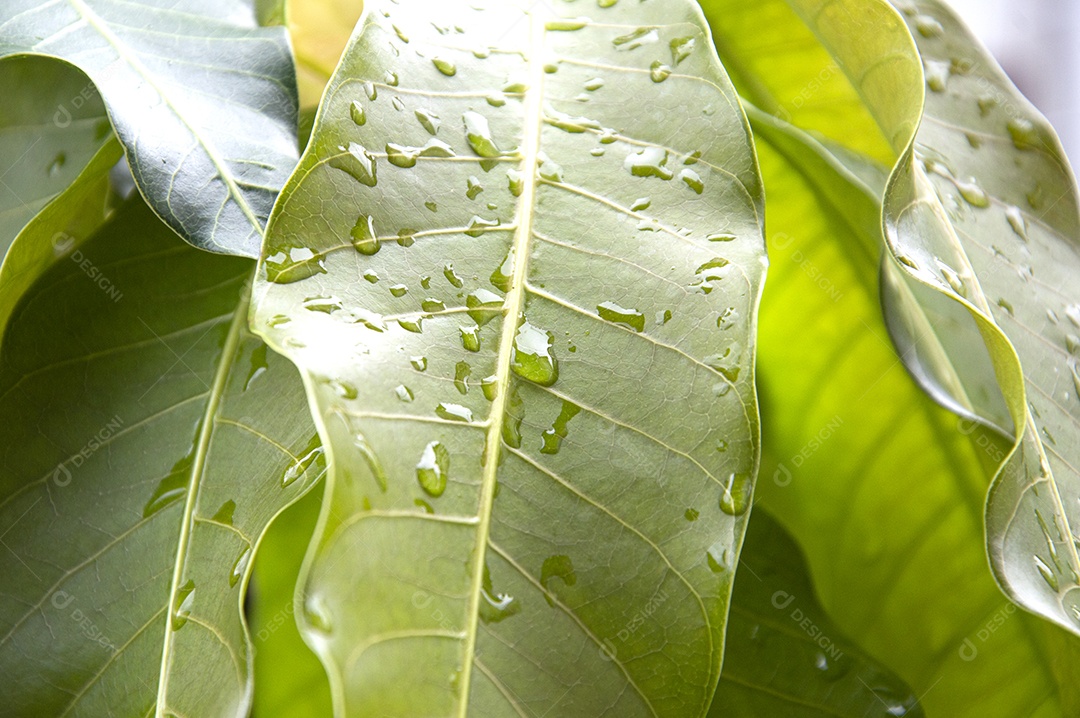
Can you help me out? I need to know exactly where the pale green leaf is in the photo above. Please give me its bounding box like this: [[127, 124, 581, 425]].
[[0, 199, 321, 716], [251, 0, 766, 715], [0, 0, 300, 257]]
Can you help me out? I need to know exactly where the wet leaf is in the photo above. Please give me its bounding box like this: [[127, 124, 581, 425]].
[[251, 0, 766, 715]]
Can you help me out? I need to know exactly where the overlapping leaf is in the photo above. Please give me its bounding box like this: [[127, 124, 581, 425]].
[[251, 0, 766, 714], [716, 510, 923, 717], [0, 0, 300, 257], [0, 199, 321, 716]]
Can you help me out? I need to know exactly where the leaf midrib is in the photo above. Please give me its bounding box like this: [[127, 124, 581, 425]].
[[65, 0, 266, 247], [456, 7, 546, 714], [154, 280, 250, 717]]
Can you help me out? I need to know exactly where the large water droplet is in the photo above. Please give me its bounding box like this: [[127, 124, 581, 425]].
[[680, 168, 704, 194], [351, 214, 380, 255], [460, 325, 481, 352], [511, 321, 559, 386], [349, 101, 367, 126], [330, 143, 378, 186], [436, 403, 473, 423], [416, 109, 441, 135], [467, 288, 505, 325], [432, 57, 457, 76]]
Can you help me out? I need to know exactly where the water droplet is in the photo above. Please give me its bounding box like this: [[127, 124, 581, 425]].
[[584, 77, 604, 91], [939, 264, 966, 296], [925, 60, 950, 93], [410, 356, 428, 372], [466, 215, 501, 237], [596, 301, 645, 332], [415, 109, 441, 135], [669, 36, 697, 65], [172, 580, 196, 630], [144, 454, 192, 517], [612, 26, 659, 51], [656, 309, 672, 325], [464, 111, 501, 158], [540, 555, 576, 605], [540, 401, 582, 455], [684, 508, 699, 522], [720, 472, 753, 515], [230, 546, 252, 588], [392, 24, 409, 42], [680, 168, 704, 194], [538, 154, 564, 182], [436, 403, 472, 423], [282, 435, 323, 488], [650, 61, 672, 82], [915, 14, 944, 37], [398, 317, 424, 333], [708, 232, 737, 243], [349, 101, 367, 126], [957, 178, 989, 208], [997, 298, 1015, 316], [304, 594, 333, 634], [351, 213, 380, 255], [363, 81, 377, 100], [432, 57, 457, 76], [706, 542, 731, 573], [1008, 118, 1039, 150], [507, 169, 524, 197], [1035, 555, 1060, 592], [205, 501, 235, 532], [454, 361, 472, 395], [625, 147, 673, 180], [416, 441, 450, 496], [390, 284, 408, 298], [460, 325, 481, 352], [1005, 206, 1028, 240], [546, 17, 588, 31], [421, 298, 446, 313], [395, 384, 414, 402], [1066, 304, 1080, 328], [424, 200, 438, 212], [511, 321, 559, 386], [330, 142, 378, 186], [491, 248, 515, 292], [467, 288, 505, 325], [48, 152, 66, 177], [486, 92, 507, 107], [328, 379, 358, 400], [465, 176, 484, 200], [480, 564, 521, 623], [630, 197, 651, 212], [503, 384, 525, 448], [363, 270, 380, 284], [481, 375, 498, 401]]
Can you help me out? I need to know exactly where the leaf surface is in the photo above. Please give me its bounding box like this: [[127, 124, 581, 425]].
[[715, 509, 924, 717], [251, 0, 766, 715], [0, 0, 300, 257], [0, 199, 321, 717]]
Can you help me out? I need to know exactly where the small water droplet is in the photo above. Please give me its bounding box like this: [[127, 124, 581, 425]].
[[282, 435, 323, 488], [538, 154, 564, 182], [363, 270, 380, 284], [649, 61, 672, 82], [410, 356, 428, 372], [491, 248, 515, 292], [720, 472, 752, 515], [464, 111, 501, 157], [467, 288, 505, 325], [684, 508, 699, 522], [172, 580, 196, 630], [584, 77, 604, 91], [436, 403, 472, 423], [1005, 206, 1028, 240], [915, 14, 944, 37], [546, 17, 589, 31], [421, 298, 446, 313], [957, 178, 990, 208], [480, 564, 521, 623], [481, 375, 499, 401], [212, 500, 236, 525], [230, 547, 252, 588], [351, 213, 380, 255], [460, 325, 481, 352], [1034, 555, 1060, 592], [997, 298, 1015, 316], [328, 379, 358, 400], [1007, 118, 1039, 150], [454, 361, 472, 395], [925, 60, 950, 93], [395, 384, 414, 402], [432, 57, 457, 76], [363, 81, 377, 100], [706, 542, 731, 573], [416, 441, 450, 496], [540, 555, 576, 604], [349, 101, 367, 126], [596, 301, 645, 332], [304, 594, 333, 634], [630, 197, 651, 212], [680, 168, 704, 194], [390, 284, 408, 298], [707, 232, 737, 243], [612, 26, 659, 51], [330, 142, 378, 186], [670, 36, 696, 65], [466, 215, 502, 237], [465, 176, 484, 200], [625, 147, 673, 180], [415, 109, 441, 135], [506, 169, 524, 197]]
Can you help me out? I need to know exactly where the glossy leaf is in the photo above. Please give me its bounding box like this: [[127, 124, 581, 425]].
[[874, 0, 1080, 640], [0, 0, 300, 257], [715, 509, 923, 717], [251, 0, 766, 715], [748, 124, 1080, 716], [0, 55, 112, 255], [0, 199, 322, 716]]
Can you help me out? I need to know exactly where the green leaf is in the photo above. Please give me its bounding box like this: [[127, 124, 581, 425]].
[[0, 55, 112, 253], [0, 198, 322, 716], [873, 0, 1080, 640], [715, 509, 924, 717], [0, 0, 300, 257], [250, 485, 334, 718], [747, 110, 1080, 717], [251, 1, 766, 715]]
